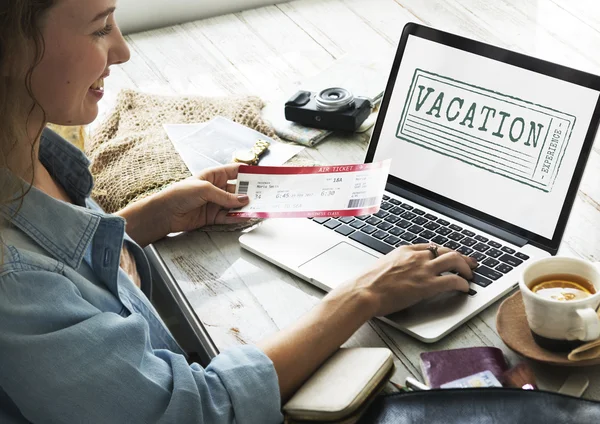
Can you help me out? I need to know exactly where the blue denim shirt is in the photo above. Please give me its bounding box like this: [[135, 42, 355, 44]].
[[0, 129, 282, 424]]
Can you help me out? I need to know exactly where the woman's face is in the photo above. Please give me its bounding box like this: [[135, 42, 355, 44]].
[[31, 0, 130, 126]]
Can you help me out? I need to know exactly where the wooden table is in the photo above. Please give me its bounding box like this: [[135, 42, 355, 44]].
[[105, 0, 600, 398]]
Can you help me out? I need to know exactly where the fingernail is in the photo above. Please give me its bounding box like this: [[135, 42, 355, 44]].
[[469, 256, 478, 267], [237, 195, 249, 202]]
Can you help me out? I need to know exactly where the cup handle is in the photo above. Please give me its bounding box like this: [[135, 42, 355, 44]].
[[576, 308, 600, 341]]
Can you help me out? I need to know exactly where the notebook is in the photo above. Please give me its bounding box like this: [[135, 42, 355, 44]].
[[240, 23, 600, 342]]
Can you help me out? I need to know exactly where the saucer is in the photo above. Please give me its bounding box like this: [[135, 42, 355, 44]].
[[496, 291, 600, 367]]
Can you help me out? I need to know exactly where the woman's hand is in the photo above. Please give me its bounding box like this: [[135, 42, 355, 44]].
[[117, 164, 250, 247], [157, 163, 250, 234], [342, 243, 478, 317]]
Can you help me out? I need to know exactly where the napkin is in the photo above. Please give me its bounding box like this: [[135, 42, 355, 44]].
[[568, 338, 600, 361]]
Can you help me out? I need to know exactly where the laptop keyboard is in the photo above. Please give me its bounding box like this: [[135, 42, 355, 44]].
[[309, 194, 530, 296]]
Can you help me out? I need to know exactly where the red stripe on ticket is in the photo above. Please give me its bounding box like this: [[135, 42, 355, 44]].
[[238, 161, 386, 175], [228, 206, 380, 218]]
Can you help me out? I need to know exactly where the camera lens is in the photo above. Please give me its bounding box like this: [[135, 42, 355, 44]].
[[316, 87, 355, 112]]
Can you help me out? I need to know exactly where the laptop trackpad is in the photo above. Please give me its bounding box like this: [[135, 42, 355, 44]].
[[298, 242, 378, 290]]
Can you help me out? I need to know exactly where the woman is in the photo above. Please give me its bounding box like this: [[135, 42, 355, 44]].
[[0, 1, 477, 423]]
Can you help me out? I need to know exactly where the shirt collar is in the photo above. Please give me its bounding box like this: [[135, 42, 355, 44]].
[[38, 128, 94, 205], [0, 129, 118, 269]]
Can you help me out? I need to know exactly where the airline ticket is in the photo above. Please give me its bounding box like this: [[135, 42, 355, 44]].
[[227, 160, 391, 218]]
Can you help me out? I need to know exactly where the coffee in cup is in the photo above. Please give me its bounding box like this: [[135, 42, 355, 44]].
[[529, 274, 596, 302], [519, 257, 600, 352]]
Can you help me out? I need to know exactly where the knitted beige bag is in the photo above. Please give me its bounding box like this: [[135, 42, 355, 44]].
[[87, 89, 279, 215]]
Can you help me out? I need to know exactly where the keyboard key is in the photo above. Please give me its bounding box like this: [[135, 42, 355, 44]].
[[425, 213, 438, 221], [408, 225, 424, 234], [389, 227, 405, 236], [501, 246, 516, 255], [412, 216, 428, 226], [475, 235, 489, 243], [378, 222, 393, 231], [483, 258, 499, 268], [461, 237, 477, 247], [384, 235, 401, 245], [356, 215, 369, 221], [374, 210, 389, 219], [462, 229, 476, 237], [396, 220, 412, 229], [350, 232, 395, 255], [449, 224, 463, 232], [515, 252, 530, 261], [468, 288, 477, 296], [488, 240, 502, 249], [473, 243, 490, 253], [420, 230, 437, 239], [487, 248, 503, 258], [437, 219, 450, 226], [367, 217, 382, 226], [380, 202, 394, 211], [396, 241, 410, 247], [470, 252, 486, 262], [335, 225, 355, 236], [413, 208, 425, 216], [350, 220, 366, 229], [385, 215, 400, 224], [471, 273, 493, 287], [414, 237, 429, 245], [400, 232, 417, 242], [445, 240, 461, 250], [448, 232, 465, 242], [324, 219, 341, 229], [401, 211, 417, 220], [499, 254, 523, 267], [313, 217, 330, 224], [457, 246, 473, 256], [436, 227, 452, 236], [401, 204, 414, 210], [390, 207, 404, 215], [373, 230, 388, 240], [389, 198, 401, 205], [424, 221, 441, 231], [496, 263, 514, 274], [361, 225, 377, 234], [474, 265, 503, 281], [383, 195, 390, 200], [431, 235, 449, 245], [339, 216, 354, 224]]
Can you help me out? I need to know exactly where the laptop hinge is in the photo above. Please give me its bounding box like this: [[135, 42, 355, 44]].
[[386, 183, 528, 248]]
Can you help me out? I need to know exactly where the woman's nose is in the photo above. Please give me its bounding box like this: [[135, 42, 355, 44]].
[[109, 26, 131, 66]]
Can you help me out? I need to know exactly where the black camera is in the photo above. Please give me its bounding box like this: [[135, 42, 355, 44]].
[[284, 87, 372, 132]]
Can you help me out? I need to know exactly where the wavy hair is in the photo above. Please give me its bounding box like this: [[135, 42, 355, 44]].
[[0, 0, 55, 253]]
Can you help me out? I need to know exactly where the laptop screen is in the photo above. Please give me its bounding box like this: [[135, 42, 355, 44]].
[[370, 27, 600, 249]]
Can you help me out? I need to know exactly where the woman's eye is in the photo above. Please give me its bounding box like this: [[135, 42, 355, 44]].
[[93, 24, 113, 38]]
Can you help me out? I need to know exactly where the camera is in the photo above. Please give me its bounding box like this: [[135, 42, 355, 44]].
[[284, 87, 372, 132]]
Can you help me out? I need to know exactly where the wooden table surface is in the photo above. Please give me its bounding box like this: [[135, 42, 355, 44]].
[[104, 0, 600, 398]]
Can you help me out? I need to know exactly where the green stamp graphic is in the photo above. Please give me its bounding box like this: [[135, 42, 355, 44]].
[[397, 69, 576, 192]]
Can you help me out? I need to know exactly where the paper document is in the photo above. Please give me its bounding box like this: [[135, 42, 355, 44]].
[[228, 160, 391, 218], [164, 117, 304, 175]]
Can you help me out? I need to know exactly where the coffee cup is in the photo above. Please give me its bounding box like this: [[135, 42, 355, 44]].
[[519, 257, 600, 352]]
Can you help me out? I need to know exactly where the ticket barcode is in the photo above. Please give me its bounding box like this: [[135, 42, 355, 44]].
[[347, 197, 377, 209], [238, 181, 250, 195]]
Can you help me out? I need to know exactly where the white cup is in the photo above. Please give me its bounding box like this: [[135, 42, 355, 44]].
[[519, 257, 600, 352]]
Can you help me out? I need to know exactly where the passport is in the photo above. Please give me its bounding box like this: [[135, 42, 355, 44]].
[[420, 347, 509, 388]]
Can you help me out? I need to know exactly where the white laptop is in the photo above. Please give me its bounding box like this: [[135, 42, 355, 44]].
[[240, 23, 600, 342]]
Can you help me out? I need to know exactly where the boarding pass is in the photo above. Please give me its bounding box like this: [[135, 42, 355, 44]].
[[228, 160, 391, 218]]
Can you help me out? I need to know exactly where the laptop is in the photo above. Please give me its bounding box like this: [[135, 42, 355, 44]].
[[240, 23, 600, 343]]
